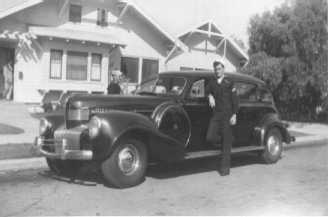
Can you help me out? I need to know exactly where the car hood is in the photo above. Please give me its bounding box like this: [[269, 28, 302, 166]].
[[67, 94, 175, 112]]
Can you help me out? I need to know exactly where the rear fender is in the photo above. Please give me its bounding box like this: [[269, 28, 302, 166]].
[[254, 113, 292, 146]]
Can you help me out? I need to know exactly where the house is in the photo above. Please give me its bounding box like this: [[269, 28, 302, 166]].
[[0, 0, 248, 102]]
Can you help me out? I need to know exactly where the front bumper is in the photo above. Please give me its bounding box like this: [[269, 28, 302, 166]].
[[34, 137, 93, 160]]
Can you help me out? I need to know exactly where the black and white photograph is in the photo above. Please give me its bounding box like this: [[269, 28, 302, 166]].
[[0, 0, 327, 215]]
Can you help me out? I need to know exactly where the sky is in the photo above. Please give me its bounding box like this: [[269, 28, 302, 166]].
[[134, 0, 286, 48]]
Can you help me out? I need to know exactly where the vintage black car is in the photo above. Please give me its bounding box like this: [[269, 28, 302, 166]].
[[35, 71, 294, 188]]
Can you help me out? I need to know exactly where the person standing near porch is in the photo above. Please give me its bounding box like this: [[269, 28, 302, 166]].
[[107, 69, 122, 94], [205, 58, 239, 176], [3, 60, 13, 100]]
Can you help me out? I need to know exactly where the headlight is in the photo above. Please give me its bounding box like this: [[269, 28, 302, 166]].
[[88, 116, 102, 139], [39, 118, 52, 136]]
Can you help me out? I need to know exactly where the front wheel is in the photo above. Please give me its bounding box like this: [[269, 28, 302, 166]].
[[261, 128, 283, 164], [101, 139, 148, 188]]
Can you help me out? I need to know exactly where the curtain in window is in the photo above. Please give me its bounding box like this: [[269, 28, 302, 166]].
[[50, 50, 62, 79], [66, 51, 88, 81], [121, 57, 139, 83], [142, 59, 158, 82], [91, 54, 102, 81]]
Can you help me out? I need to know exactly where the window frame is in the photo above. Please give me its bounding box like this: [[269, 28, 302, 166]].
[[49, 49, 63, 80], [69, 4, 82, 23], [234, 81, 259, 102]]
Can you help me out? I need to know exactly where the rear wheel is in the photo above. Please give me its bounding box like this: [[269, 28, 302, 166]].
[[101, 139, 148, 188], [46, 158, 82, 175], [262, 128, 283, 164]]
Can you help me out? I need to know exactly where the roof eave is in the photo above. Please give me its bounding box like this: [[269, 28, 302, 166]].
[[0, 0, 44, 20]]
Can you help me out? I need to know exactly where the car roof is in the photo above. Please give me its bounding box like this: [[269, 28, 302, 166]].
[[160, 70, 265, 85]]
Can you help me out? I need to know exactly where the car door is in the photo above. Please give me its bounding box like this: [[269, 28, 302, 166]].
[[233, 81, 260, 146], [183, 78, 212, 150]]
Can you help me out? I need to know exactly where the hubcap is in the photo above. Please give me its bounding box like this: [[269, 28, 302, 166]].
[[267, 135, 281, 156], [118, 144, 140, 175]]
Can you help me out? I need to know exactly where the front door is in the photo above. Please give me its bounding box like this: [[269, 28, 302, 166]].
[[0, 47, 15, 100], [183, 79, 212, 150]]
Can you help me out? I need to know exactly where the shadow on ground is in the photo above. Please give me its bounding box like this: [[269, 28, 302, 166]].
[[37, 152, 265, 188], [0, 123, 24, 135]]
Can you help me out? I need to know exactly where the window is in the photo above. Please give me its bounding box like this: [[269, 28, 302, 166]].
[[91, 53, 102, 81], [97, 9, 108, 26], [195, 68, 210, 71], [190, 79, 206, 98], [69, 4, 82, 23], [50, 50, 62, 79], [142, 59, 158, 82], [180, 66, 193, 71], [234, 82, 258, 101], [258, 88, 273, 103], [121, 57, 139, 83], [66, 51, 88, 81]]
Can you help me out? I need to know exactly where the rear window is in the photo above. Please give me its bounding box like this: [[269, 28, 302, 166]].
[[234, 82, 258, 101]]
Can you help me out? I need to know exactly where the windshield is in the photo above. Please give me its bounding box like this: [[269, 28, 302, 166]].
[[136, 76, 186, 96]]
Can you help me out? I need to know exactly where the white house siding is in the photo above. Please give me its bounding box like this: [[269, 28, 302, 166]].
[[14, 41, 42, 102], [0, 0, 247, 102], [40, 40, 109, 92], [166, 38, 236, 72]]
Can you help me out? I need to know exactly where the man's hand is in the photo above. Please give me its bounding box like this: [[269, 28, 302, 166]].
[[208, 94, 215, 108], [230, 114, 237, 125]]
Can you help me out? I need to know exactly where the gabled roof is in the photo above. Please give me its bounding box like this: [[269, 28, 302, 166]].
[[0, 0, 44, 19], [178, 20, 249, 62], [117, 0, 186, 51]]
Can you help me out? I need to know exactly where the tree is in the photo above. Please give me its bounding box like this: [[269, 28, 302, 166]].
[[244, 0, 327, 121]]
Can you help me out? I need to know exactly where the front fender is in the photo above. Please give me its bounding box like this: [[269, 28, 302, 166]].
[[90, 110, 185, 162], [41, 112, 65, 137]]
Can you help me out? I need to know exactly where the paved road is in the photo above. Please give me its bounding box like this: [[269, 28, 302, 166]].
[[1, 144, 327, 216]]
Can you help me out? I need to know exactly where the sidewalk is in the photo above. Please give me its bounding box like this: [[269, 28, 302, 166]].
[[0, 101, 39, 145], [0, 101, 327, 171]]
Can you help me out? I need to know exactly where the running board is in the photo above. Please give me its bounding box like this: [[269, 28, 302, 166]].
[[184, 146, 264, 160]]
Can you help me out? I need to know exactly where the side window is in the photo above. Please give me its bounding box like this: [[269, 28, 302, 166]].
[[259, 88, 273, 103], [234, 82, 258, 101], [189, 79, 205, 98]]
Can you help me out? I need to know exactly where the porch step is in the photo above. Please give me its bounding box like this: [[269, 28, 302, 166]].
[[184, 146, 264, 160]]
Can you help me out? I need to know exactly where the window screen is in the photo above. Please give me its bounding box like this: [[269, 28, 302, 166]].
[[142, 59, 158, 82], [66, 51, 88, 81], [121, 57, 139, 83], [69, 4, 82, 23], [97, 9, 108, 26], [50, 50, 62, 79], [91, 53, 102, 81]]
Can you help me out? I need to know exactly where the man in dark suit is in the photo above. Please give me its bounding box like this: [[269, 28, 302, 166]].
[[205, 58, 239, 176]]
